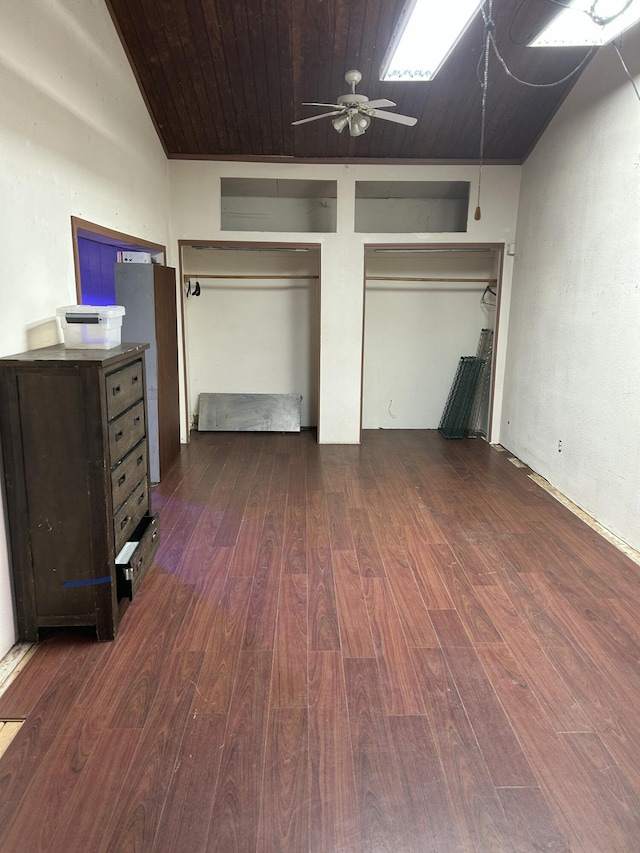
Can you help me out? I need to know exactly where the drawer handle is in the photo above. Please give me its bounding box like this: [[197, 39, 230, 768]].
[[120, 515, 129, 530], [136, 556, 143, 571], [136, 454, 144, 466], [131, 375, 139, 385], [152, 529, 158, 541], [134, 416, 141, 425], [137, 492, 145, 505], [118, 473, 126, 487], [115, 430, 123, 442], [112, 384, 121, 396]]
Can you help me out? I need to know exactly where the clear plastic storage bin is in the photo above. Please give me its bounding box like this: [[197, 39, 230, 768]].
[[57, 305, 126, 349]]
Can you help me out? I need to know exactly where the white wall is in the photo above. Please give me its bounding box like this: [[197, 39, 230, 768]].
[[356, 198, 467, 232], [169, 161, 521, 444], [222, 197, 336, 232], [501, 29, 640, 551], [0, 0, 171, 655], [363, 250, 497, 428]]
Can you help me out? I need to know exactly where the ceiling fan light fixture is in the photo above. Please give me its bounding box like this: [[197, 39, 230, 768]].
[[529, 0, 640, 46], [349, 114, 371, 136], [332, 114, 349, 132], [380, 0, 481, 82]]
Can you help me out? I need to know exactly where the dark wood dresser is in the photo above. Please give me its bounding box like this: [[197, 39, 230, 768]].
[[0, 343, 160, 641]]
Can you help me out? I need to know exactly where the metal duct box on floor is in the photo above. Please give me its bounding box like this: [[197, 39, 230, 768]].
[[197, 393, 302, 432]]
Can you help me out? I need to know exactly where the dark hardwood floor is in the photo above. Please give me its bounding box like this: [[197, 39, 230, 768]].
[[0, 429, 639, 852]]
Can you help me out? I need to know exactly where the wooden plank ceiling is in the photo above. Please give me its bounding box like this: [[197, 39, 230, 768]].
[[105, 0, 594, 163]]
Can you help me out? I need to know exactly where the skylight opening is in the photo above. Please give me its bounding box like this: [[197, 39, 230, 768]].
[[529, 0, 640, 47], [379, 0, 481, 82]]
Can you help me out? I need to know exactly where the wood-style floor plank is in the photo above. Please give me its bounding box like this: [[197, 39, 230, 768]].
[[559, 730, 640, 842], [48, 729, 141, 853], [242, 543, 282, 652], [326, 491, 355, 551], [0, 726, 102, 850], [332, 549, 376, 659], [99, 651, 203, 852], [307, 547, 341, 652], [151, 713, 226, 853], [343, 657, 413, 851], [0, 429, 639, 852], [228, 505, 266, 577], [173, 547, 233, 653], [403, 537, 455, 608], [308, 651, 360, 852], [430, 612, 537, 788], [475, 640, 627, 851], [0, 631, 99, 721], [349, 507, 386, 577], [271, 573, 308, 709], [388, 714, 465, 852], [256, 708, 310, 852], [282, 505, 306, 574], [205, 650, 272, 852], [474, 581, 592, 734], [410, 647, 517, 851], [373, 524, 440, 648], [190, 576, 252, 714], [430, 542, 503, 644], [497, 787, 571, 853], [362, 576, 425, 715], [305, 490, 330, 550]]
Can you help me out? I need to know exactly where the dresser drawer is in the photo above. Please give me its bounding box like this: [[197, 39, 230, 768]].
[[113, 478, 149, 553], [116, 514, 159, 599], [105, 359, 144, 421], [111, 440, 148, 512], [108, 400, 145, 464]]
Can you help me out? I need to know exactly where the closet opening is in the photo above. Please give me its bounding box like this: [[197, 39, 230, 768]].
[[180, 241, 321, 442], [361, 243, 502, 440]]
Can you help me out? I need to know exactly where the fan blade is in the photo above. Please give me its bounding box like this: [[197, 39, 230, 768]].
[[302, 102, 342, 109], [292, 111, 342, 126], [364, 99, 396, 109], [370, 109, 417, 127]]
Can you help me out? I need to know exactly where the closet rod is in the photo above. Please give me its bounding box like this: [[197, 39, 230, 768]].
[[367, 276, 497, 284], [183, 273, 319, 281]]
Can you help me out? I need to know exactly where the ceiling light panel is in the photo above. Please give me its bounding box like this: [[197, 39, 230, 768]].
[[530, 0, 640, 47], [380, 0, 481, 81]]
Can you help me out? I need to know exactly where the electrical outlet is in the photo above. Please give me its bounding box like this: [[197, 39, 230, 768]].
[[558, 440, 562, 453]]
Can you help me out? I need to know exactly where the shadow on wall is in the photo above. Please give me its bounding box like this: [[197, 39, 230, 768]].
[[26, 318, 60, 351]]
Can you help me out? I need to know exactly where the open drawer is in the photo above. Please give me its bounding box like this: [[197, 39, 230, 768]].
[[115, 513, 159, 600]]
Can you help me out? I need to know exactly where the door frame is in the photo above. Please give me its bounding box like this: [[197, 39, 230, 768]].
[[71, 217, 167, 301], [178, 238, 322, 442], [71, 217, 190, 444]]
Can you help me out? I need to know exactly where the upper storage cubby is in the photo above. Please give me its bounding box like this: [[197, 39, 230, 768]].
[[221, 178, 337, 232], [355, 181, 470, 233]]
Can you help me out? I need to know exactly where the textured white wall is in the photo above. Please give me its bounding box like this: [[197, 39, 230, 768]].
[[501, 30, 640, 550], [0, 0, 171, 655], [170, 161, 521, 444]]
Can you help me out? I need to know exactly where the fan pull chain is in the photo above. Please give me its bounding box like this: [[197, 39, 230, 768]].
[[475, 1, 493, 221]]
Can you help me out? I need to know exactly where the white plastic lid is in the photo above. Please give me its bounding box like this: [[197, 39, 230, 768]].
[[57, 305, 125, 319]]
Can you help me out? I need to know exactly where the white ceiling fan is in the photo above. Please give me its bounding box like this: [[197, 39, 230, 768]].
[[292, 70, 418, 137]]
